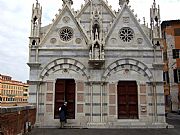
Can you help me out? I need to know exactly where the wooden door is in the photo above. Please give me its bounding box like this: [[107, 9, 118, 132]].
[[54, 79, 75, 119], [117, 81, 138, 119], [65, 79, 75, 119]]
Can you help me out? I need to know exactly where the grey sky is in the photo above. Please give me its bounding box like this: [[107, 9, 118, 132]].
[[0, 0, 179, 82]]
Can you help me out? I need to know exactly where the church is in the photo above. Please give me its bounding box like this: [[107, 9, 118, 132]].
[[28, 0, 167, 128]]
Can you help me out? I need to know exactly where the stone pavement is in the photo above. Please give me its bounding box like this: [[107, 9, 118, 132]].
[[28, 113, 180, 135]]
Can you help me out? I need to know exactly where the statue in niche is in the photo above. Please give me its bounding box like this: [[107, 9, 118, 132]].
[[95, 29, 98, 40], [89, 49, 92, 60], [94, 44, 100, 60], [93, 23, 100, 40], [101, 49, 105, 60]]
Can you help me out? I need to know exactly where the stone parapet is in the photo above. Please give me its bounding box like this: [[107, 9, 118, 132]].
[[0, 105, 36, 135], [0, 105, 35, 114]]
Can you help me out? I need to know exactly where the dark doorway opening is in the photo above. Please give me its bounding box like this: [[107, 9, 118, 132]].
[[54, 79, 75, 119], [117, 81, 138, 119]]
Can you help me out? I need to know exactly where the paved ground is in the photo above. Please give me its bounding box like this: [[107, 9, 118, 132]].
[[29, 113, 180, 135]]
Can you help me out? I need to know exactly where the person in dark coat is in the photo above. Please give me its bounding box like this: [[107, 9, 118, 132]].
[[59, 102, 67, 128]]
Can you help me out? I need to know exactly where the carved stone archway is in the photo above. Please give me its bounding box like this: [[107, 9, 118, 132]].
[[102, 58, 153, 81], [39, 58, 89, 81]]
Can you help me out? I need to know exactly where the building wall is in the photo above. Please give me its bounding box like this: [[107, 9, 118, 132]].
[[162, 20, 180, 112], [23, 84, 29, 102], [0, 74, 28, 104], [28, 1, 166, 128], [0, 106, 36, 135]]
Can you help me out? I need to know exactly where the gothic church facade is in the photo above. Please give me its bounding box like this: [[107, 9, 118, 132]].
[[28, 0, 167, 128]]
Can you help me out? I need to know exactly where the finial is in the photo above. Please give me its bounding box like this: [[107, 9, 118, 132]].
[[143, 17, 146, 25], [35, 0, 40, 8], [153, 0, 156, 7], [62, 0, 73, 5], [119, 0, 129, 6]]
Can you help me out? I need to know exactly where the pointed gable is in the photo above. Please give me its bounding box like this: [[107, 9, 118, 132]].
[[105, 3, 153, 49], [77, 0, 116, 18], [76, 0, 116, 37], [40, 4, 89, 47]]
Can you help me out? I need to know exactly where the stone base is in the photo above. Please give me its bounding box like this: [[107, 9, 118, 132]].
[[35, 121, 170, 129], [87, 123, 108, 128]]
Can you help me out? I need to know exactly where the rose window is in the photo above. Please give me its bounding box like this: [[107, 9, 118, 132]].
[[119, 27, 134, 42], [59, 27, 73, 41]]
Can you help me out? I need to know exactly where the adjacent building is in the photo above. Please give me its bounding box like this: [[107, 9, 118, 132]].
[[28, 0, 166, 128], [162, 20, 180, 112], [0, 74, 29, 103]]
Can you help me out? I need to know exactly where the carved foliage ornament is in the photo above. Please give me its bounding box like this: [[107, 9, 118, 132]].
[[123, 17, 130, 23]]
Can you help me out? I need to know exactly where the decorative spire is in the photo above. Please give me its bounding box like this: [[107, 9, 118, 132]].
[[143, 17, 146, 25], [30, 0, 42, 40], [35, 0, 40, 9], [150, 0, 162, 45], [153, 0, 156, 7], [119, 0, 129, 6], [150, 0, 160, 24]]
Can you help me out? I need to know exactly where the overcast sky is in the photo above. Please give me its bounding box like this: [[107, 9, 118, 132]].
[[0, 0, 179, 82]]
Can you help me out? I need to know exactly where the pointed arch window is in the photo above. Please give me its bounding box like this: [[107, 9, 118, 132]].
[[33, 16, 38, 25]]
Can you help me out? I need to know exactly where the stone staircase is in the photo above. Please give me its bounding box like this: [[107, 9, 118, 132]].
[[64, 121, 170, 129], [109, 121, 169, 128], [38, 120, 170, 129]]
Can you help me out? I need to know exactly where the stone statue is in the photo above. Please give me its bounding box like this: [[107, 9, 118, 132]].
[[89, 49, 92, 60], [94, 45, 100, 60]]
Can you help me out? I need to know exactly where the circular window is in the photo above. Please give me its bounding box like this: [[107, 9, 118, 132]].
[[119, 27, 134, 42], [75, 38, 82, 44], [50, 38, 57, 44], [59, 27, 73, 41], [63, 16, 70, 23]]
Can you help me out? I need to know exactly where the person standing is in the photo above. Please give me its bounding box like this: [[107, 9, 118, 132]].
[[59, 102, 67, 128]]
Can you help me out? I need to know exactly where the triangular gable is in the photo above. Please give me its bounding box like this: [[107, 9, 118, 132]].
[[40, 4, 89, 46], [76, 0, 91, 18], [76, 0, 116, 19], [105, 3, 153, 48], [101, 0, 116, 18]]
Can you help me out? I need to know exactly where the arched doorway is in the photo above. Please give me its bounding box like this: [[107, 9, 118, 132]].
[[54, 79, 75, 119], [117, 81, 138, 119]]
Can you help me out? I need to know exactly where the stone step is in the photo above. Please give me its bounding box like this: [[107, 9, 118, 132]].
[[111, 122, 169, 128], [87, 123, 108, 128], [64, 122, 87, 128]]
